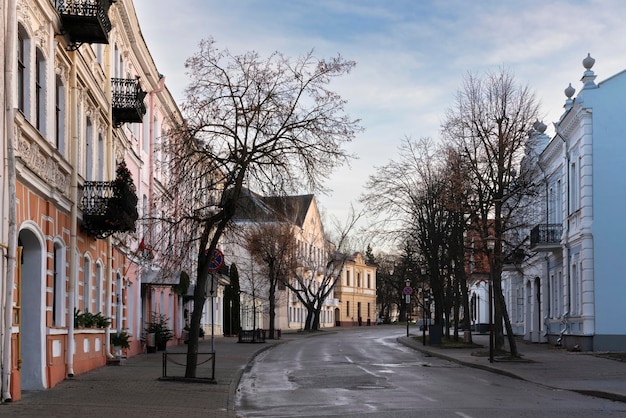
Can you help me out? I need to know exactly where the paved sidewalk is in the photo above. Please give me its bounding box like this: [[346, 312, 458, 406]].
[[4, 328, 626, 417], [0, 332, 297, 418], [399, 332, 626, 403]]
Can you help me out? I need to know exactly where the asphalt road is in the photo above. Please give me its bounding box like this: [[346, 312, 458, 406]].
[[236, 327, 626, 417]]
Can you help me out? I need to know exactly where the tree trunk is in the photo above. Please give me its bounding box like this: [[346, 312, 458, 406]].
[[268, 279, 276, 338], [185, 273, 206, 378]]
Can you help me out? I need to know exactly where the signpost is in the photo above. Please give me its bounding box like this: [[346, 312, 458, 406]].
[[404, 283, 412, 337], [204, 248, 224, 354]]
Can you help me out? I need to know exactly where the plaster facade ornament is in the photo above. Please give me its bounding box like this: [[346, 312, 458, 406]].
[[55, 62, 69, 83], [16, 134, 71, 196], [581, 53, 597, 89], [582, 53, 595, 70], [35, 26, 48, 52]]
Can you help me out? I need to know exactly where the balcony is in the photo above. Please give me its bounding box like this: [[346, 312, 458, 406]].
[[111, 78, 147, 126], [55, 0, 114, 45], [81, 180, 138, 238], [529, 223, 563, 251]]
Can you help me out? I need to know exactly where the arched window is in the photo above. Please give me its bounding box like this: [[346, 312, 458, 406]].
[[17, 25, 30, 115], [55, 75, 66, 153], [97, 134, 104, 181], [35, 48, 46, 134], [53, 242, 66, 326], [116, 272, 123, 331], [95, 262, 103, 314], [85, 117, 93, 180], [83, 256, 91, 313]]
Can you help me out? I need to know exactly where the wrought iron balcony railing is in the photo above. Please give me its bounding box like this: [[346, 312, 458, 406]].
[[111, 77, 147, 126], [81, 180, 138, 238], [55, 0, 114, 45], [529, 223, 563, 251]]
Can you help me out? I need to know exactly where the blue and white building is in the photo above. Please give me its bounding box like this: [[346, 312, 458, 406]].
[[510, 54, 626, 351]]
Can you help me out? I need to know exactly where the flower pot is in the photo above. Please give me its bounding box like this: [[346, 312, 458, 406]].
[[113, 345, 122, 358], [146, 332, 156, 353]]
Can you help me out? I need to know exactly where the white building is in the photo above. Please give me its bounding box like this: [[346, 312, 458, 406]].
[[511, 54, 626, 351]]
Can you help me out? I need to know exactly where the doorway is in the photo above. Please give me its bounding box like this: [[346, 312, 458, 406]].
[[18, 228, 47, 390]]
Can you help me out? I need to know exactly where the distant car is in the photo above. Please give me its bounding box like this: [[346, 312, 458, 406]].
[[376, 317, 383, 325]]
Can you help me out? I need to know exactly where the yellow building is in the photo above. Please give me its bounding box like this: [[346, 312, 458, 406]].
[[334, 252, 377, 326]]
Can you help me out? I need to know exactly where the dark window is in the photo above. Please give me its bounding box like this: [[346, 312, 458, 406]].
[[17, 32, 25, 112]]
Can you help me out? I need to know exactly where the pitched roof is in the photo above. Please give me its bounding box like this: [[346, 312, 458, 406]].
[[233, 188, 314, 227]]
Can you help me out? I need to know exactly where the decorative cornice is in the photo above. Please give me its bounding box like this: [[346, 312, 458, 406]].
[[15, 127, 71, 197]]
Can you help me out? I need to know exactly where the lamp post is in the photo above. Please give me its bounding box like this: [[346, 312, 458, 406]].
[[486, 235, 496, 363], [405, 278, 411, 337], [419, 266, 427, 346], [421, 289, 429, 346]]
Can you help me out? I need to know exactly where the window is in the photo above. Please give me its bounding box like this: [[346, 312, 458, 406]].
[[128, 283, 134, 334], [143, 112, 150, 152], [367, 273, 371, 289], [55, 75, 66, 153], [53, 243, 66, 326], [346, 270, 350, 287], [357, 272, 361, 288], [85, 118, 93, 180], [83, 257, 91, 312], [569, 157, 580, 213], [346, 301, 350, 318], [35, 49, 46, 133], [17, 28, 26, 113], [95, 262, 103, 314], [97, 134, 104, 181], [570, 259, 580, 316]]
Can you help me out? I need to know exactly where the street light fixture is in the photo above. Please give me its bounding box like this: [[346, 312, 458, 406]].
[[486, 235, 496, 364], [419, 266, 427, 346], [405, 278, 411, 337]]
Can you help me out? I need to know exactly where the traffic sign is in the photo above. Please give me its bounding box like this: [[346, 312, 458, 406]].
[[207, 248, 224, 271], [403, 286, 413, 296]]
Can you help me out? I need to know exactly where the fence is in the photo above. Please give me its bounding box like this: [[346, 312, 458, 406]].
[[161, 351, 215, 382]]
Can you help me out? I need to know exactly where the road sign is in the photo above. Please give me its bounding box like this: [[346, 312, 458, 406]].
[[403, 286, 413, 296], [207, 248, 224, 271]]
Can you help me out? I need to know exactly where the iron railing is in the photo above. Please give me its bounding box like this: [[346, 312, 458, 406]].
[[81, 181, 138, 238], [111, 78, 147, 125], [55, 0, 113, 44], [530, 223, 563, 249]]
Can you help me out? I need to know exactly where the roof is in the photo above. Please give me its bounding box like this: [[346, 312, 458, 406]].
[[233, 188, 314, 227]]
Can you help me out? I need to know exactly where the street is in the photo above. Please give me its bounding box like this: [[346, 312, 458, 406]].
[[236, 327, 626, 417]]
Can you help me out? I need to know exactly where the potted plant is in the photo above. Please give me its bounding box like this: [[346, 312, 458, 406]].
[[145, 313, 173, 351], [110, 330, 131, 349], [110, 330, 131, 357]]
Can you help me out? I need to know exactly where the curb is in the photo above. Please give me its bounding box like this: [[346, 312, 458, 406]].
[[397, 336, 626, 404]]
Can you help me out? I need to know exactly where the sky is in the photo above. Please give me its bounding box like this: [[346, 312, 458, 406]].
[[133, 0, 626, 239]]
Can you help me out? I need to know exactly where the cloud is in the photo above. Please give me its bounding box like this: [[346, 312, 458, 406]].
[[133, 0, 626, 244]]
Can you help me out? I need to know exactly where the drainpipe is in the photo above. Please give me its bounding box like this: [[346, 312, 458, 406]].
[[66, 49, 79, 378], [2, 0, 18, 401], [104, 40, 114, 359], [105, 239, 113, 359]]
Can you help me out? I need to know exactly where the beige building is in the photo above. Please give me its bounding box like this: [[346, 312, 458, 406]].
[[334, 252, 377, 326], [226, 190, 339, 333]]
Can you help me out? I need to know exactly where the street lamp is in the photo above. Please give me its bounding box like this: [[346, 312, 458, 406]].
[[405, 278, 411, 337], [486, 234, 496, 363], [419, 266, 427, 346]]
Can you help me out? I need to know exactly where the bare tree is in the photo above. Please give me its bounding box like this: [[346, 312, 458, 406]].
[[362, 137, 453, 332], [442, 68, 542, 357], [283, 208, 361, 330], [245, 222, 297, 339], [156, 38, 360, 377]]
